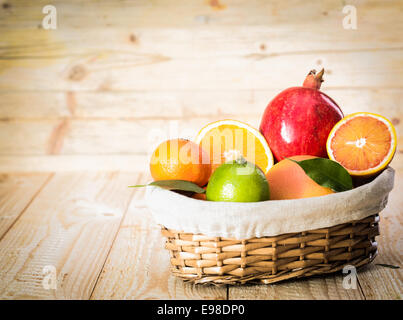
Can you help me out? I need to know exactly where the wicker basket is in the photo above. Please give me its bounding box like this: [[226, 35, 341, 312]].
[[161, 214, 379, 285], [147, 168, 394, 285]]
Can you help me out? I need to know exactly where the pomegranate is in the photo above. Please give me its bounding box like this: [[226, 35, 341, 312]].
[[259, 69, 344, 161]]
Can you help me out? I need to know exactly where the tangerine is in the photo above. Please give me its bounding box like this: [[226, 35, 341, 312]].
[[150, 138, 211, 186]]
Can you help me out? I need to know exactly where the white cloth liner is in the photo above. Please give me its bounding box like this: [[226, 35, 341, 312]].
[[145, 167, 395, 239]]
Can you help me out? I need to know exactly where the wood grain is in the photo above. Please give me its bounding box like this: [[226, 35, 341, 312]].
[[0, 169, 401, 299], [0, 173, 51, 239], [0, 155, 149, 173], [353, 167, 403, 300], [1, 0, 402, 31], [0, 88, 401, 171], [0, 0, 402, 170], [91, 174, 227, 300], [0, 115, 401, 156], [0, 88, 401, 158], [1, 89, 402, 121], [228, 275, 364, 300], [0, 117, 260, 156], [1, 1, 403, 91], [1, 50, 402, 91], [0, 172, 136, 299], [1, 1, 402, 50]]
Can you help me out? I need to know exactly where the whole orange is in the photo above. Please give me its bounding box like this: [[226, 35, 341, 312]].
[[150, 139, 211, 186], [266, 155, 334, 200]]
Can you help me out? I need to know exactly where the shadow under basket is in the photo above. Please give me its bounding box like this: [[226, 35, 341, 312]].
[[161, 214, 379, 285]]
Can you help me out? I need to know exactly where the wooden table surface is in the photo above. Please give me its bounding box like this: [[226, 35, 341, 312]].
[[0, 0, 402, 299], [0, 168, 401, 300]]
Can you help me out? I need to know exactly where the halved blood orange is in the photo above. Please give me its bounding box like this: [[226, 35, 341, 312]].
[[326, 112, 397, 177], [195, 119, 274, 174]]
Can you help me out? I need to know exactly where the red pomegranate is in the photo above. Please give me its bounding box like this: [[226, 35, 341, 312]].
[[259, 69, 344, 161]]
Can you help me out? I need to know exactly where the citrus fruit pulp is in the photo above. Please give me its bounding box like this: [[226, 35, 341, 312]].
[[195, 119, 274, 175], [206, 158, 270, 202], [326, 112, 397, 177]]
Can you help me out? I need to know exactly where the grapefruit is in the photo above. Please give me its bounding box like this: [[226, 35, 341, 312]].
[[266, 155, 334, 200]]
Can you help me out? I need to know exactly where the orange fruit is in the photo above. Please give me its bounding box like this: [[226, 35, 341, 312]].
[[326, 112, 397, 177], [266, 155, 334, 200], [150, 138, 211, 186], [194, 119, 274, 175]]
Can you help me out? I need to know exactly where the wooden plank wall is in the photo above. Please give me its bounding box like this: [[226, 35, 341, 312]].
[[0, 0, 402, 172]]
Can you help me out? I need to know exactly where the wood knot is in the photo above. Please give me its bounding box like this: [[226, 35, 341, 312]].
[[129, 34, 138, 43], [68, 65, 87, 81], [391, 118, 400, 125], [208, 0, 226, 11], [2, 3, 11, 9]]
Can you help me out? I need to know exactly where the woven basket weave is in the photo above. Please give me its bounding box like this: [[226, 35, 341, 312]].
[[162, 214, 379, 285]]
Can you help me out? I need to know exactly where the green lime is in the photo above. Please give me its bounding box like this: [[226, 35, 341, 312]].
[[206, 158, 270, 202]]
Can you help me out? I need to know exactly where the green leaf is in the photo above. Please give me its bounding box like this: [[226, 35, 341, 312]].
[[376, 263, 400, 269], [129, 180, 206, 193], [289, 158, 353, 192]]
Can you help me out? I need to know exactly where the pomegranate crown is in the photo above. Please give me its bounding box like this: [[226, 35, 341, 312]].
[[303, 68, 324, 90]]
